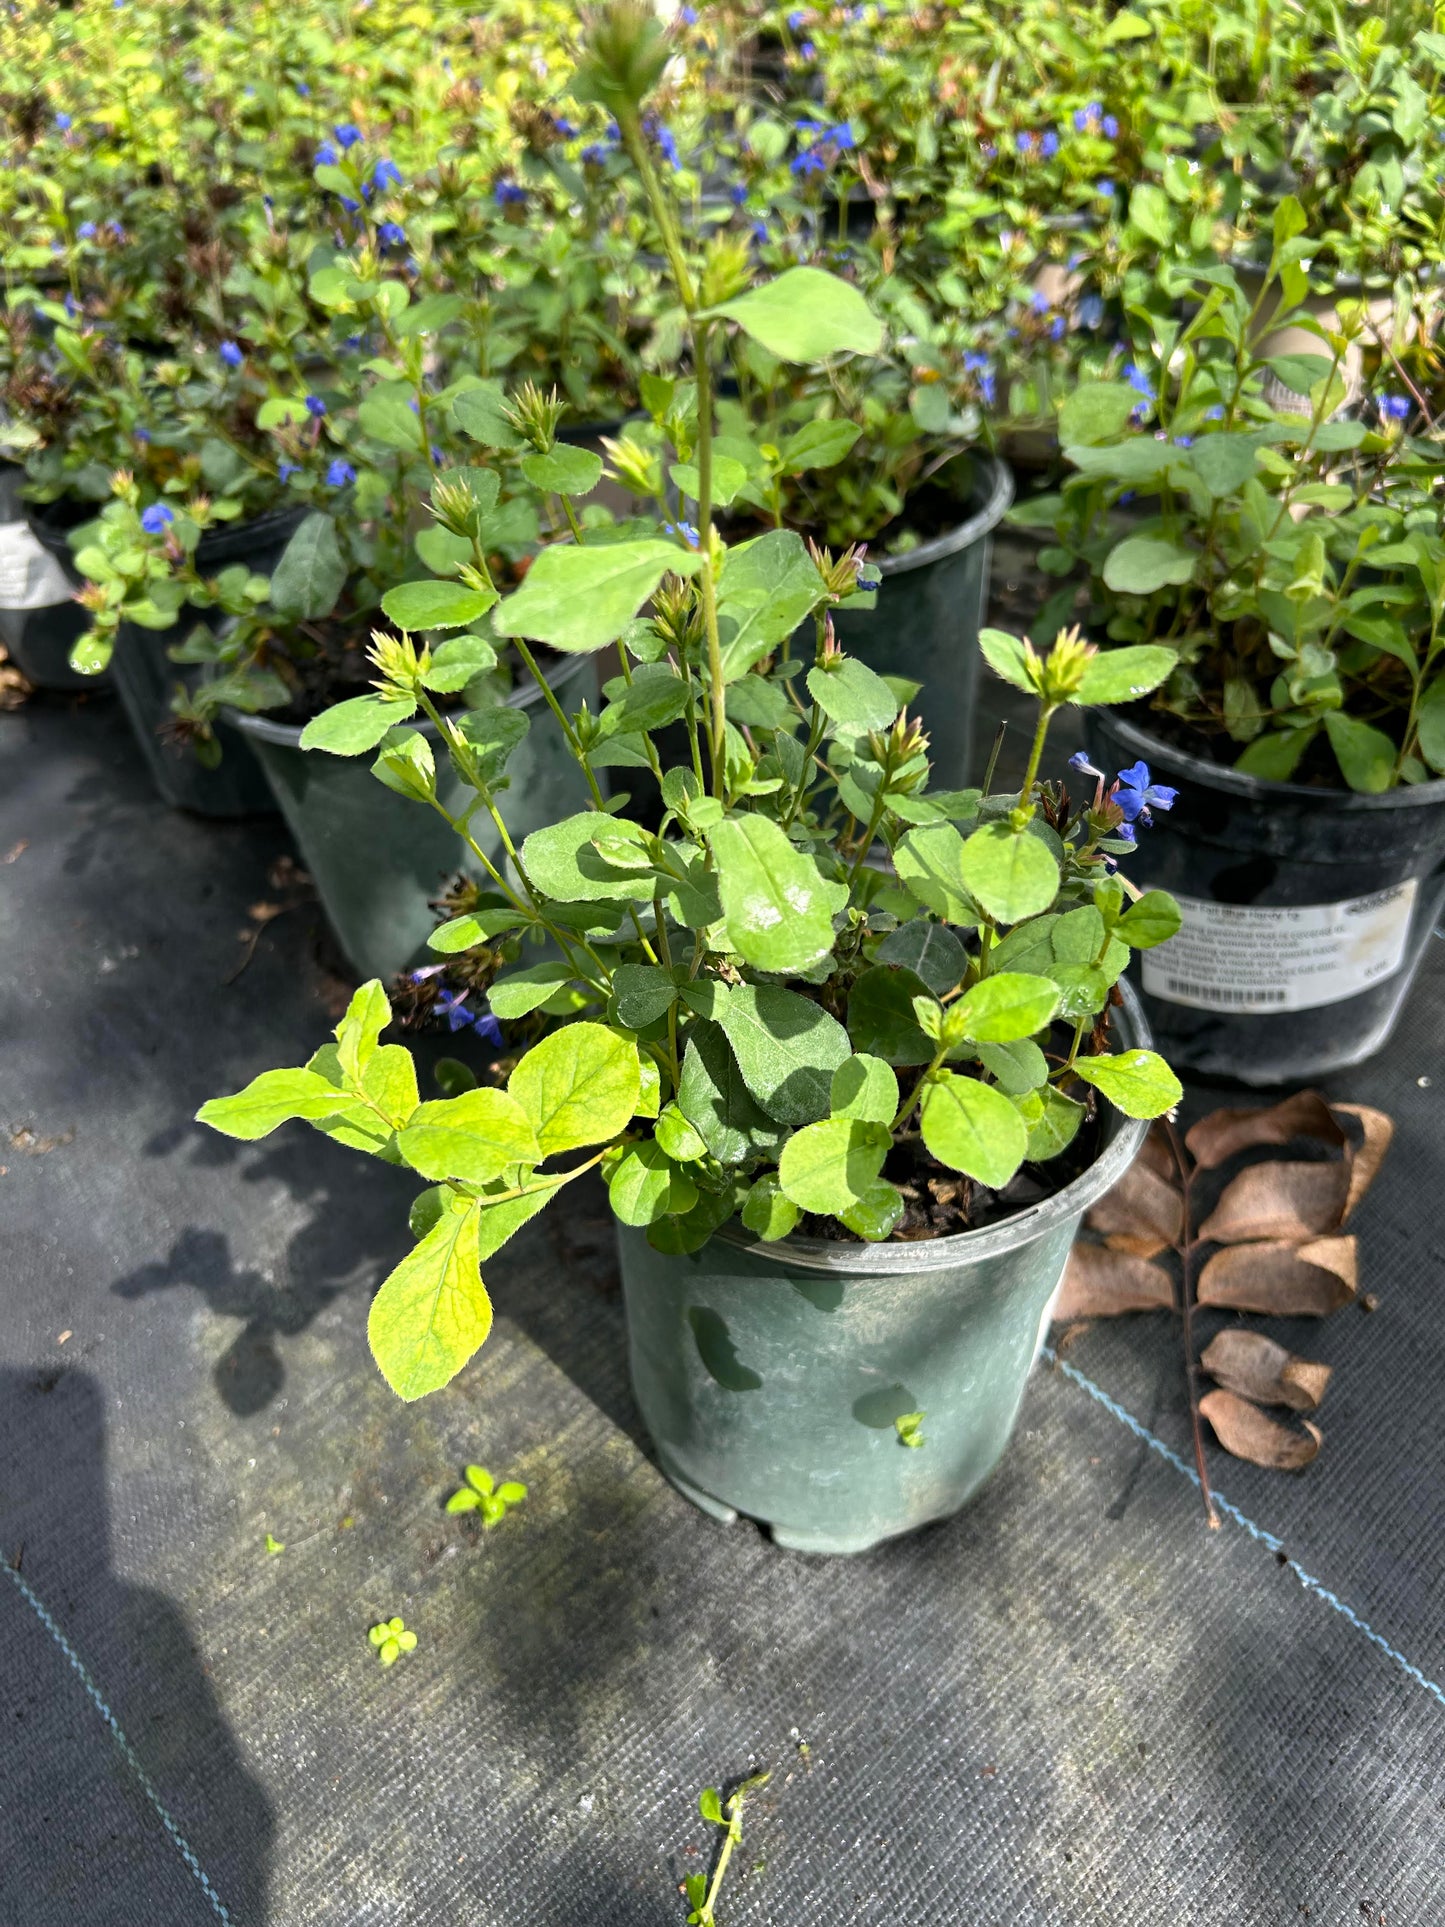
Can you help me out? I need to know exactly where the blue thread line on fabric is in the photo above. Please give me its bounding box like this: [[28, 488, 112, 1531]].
[[1042, 1345, 1445, 1715], [2, 1558, 234, 1925]]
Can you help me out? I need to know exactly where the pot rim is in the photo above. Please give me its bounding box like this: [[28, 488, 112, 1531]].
[[874, 451, 1014, 578], [221, 648, 592, 747], [28, 494, 307, 565], [713, 979, 1150, 1276], [1095, 706, 1445, 813]]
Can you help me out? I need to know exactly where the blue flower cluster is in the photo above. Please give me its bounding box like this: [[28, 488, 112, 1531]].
[[790, 119, 854, 176], [1070, 754, 1178, 847], [495, 180, 527, 206], [140, 504, 173, 535], [1380, 393, 1412, 421], [410, 971, 505, 1043], [1011, 104, 1119, 162]]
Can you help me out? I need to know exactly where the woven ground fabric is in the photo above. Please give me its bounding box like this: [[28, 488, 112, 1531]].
[[2, 693, 1443, 1926]]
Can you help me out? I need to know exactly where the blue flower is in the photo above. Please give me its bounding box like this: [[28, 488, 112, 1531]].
[[787, 8, 806, 25], [371, 158, 403, 191], [219, 340, 243, 367], [473, 1011, 504, 1049], [133, 427, 150, 443], [334, 122, 362, 149], [1112, 820, 1137, 848], [581, 143, 607, 166], [1380, 393, 1411, 420], [1050, 315, 1066, 341], [729, 181, 748, 205], [296, 82, 311, 97], [495, 180, 527, 205], [751, 219, 769, 243], [1097, 179, 1116, 197], [791, 149, 827, 176], [663, 521, 701, 547], [1102, 114, 1120, 139], [1078, 292, 1104, 329], [339, 196, 361, 214], [1069, 751, 1103, 778], [1124, 361, 1155, 399], [1073, 103, 1101, 133], [1114, 761, 1178, 825], [435, 989, 477, 1033], [1204, 404, 1225, 420], [326, 459, 356, 488], [377, 220, 406, 248], [315, 140, 339, 166], [1015, 130, 1035, 155], [140, 504, 174, 534], [77, 221, 97, 239], [278, 462, 301, 482], [680, 4, 698, 21], [799, 40, 815, 58], [55, 112, 72, 132], [1040, 129, 1060, 159]]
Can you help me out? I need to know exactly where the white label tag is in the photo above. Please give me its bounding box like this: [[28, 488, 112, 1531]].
[[0, 519, 76, 611], [1142, 882, 1418, 1014]]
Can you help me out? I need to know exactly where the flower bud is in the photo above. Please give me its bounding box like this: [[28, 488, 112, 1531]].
[[502, 380, 566, 453], [573, 1, 671, 112]]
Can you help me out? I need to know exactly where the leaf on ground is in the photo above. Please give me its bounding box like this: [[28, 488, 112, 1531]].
[[1054, 1241, 1174, 1319], [1200, 1388, 1321, 1471], [1196, 1236, 1356, 1315], [1184, 1091, 1344, 1168], [1331, 1102, 1395, 1223], [1197, 1160, 1350, 1244], [1200, 1330, 1332, 1413], [1137, 1123, 1179, 1183], [1084, 1159, 1182, 1258]]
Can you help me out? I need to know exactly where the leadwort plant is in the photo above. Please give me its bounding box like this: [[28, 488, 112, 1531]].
[[199, 3, 1184, 1406]]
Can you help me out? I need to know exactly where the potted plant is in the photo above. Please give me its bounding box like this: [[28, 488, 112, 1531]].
[[1020, 217, 1445, 1084], [196, 2, 1184, 1557]]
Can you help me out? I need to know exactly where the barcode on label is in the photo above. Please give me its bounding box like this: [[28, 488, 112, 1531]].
[[1161, 978, 1287, 1007]]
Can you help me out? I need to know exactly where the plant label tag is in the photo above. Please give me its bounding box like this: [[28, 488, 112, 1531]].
[[1141, 882, 1418, 1014], [0, 520, 75, 611]]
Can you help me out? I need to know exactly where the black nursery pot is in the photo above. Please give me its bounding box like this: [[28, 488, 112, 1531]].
[[29, 500, 306, 817], [1084, 708, 1445, 1086], [0, 468, 100, 690]]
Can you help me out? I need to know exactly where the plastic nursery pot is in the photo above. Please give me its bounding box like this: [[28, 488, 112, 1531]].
[[29, 501, 308, 815], [226, 653, 598, 983], [616, 985, 1150, 1558], [828, 452, 1015, 790], [0, 478, 102, 691], [1084, 707, 1445, 1086]]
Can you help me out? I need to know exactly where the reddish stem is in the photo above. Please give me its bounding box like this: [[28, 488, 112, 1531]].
[[1163, 1116, 1220, 1529]]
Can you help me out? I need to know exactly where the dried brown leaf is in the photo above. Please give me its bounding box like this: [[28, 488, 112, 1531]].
[[1084, 1158, 1183, 1258], [1185, 1090, 1344, 1170], [1200, 1388, 1321, 1470], [1200, 1330, 1332, 1412], [1197, 1238, 1357, 1316], [1330, 1103, 1395, 1224], [1197, 1160, 1350, 1244], [1137, 1123, 1178, 1183], [1055, 1241, 1174, 1320]]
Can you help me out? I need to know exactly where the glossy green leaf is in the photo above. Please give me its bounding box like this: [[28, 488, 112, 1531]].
[[494, 540, 703, 654], [1323, 710, 1397, 794], [508, 1022, 640, 1154], [381, 580, 497, 632], [1075, 645, 1177, 705], [520, 812, 656, 903], [840, 1181, 905, 1241], [397, 1088, 540, 1182], [299, 693, 418, 755], [610, 963, 679, 1029], [1071, 1049, 1182, 1118], [919, 1073, 1027, 1186], [653, 1102, 708, 1163], [1023, 1086, 1085, 1160], [973, 1038, 1049, 1094], [367, 1199, 492, 1399], [708, 815, 848, 972], [954, 971, 1060, 1042], [780, 418, 861, 472], [703, 265, 883, 361], [1115, 890, 1183, 949], [777, 1116, 890, 1215], [428, 908, 530, 953], [716, 530, 827, 678], [486, 962, 577, 1019], [959, 824, 1059, 923], [334, 980, 391, 1085], [647, 1184, 738, 1255]]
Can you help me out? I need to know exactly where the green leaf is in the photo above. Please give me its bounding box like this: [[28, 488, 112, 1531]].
[[740, 1174, 800, 1241], [978, 627, 1033, 692], [716, 530, 827, 679], [429, 907, 530, 953], [1323, 710, 1397, 794], [708, 815, 848, 973], [1127, 183, 1174, 246], [596, 661, 690, 739], [607, 1140, 699, 1225], [610, 963, 679, 1028], [846, 965, 936, 1065], [973, 1038, 1049, 1094], [1115, 889, 1183, 948], [1050, 964, 1109, 1020], [778, 1116, 890, 1215], [196, 1067, 371, 1139], [670, 455, 750, 507], [714, 983, 852, 1125], [334, 980, 391, 1085], [381, 580, 498, 632], [1188, 433, 1265, 498], [486, 961, 577, 1018], [918, 1073, 1028, 1186], [1266, 352, 1333, 396], [521, 445, 604, 497], [648, 1184, 739, 1255], [359, 382, 426, 451], [452, 704, 531, 785], [959, 824, 1059, 923], [1075, 643, 1178, 709], [300, 693, 418, 755], [1418, 678, 1445, 774], [806, 656, 901, 730], [953, 972, 1060, 1042], [451, 380, 524, 450], [520, 812, 656, 903], [780, 418, 861, 472], [493, 540, 703, 654], [703, 265, 883, 362], [367, 1198, 492, 1399], [839, 1180, 905, 1241], [508, 1023, 640, 1154], [268, 513, 346, 622], [422, 634, 499, 692], [894, 823, 980, 925], [830, 1053, 898, 1124], [873, 920, 966, 994], [1024, 1086, 1085, 1160], [474, 1183, 561, 1262], [676, 1021, 788, 1165], [1057, 383, 1138, 446], [1071, 1048, 1182, 1119], [653, 1102, 708, 1162], [1235, 726, 1317, 781], [396, 1088, 540, 1182], [698, 1788, 725, 1827], [1102, 535, 1195, 596]]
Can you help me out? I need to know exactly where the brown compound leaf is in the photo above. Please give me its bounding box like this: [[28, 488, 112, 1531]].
[[1330, 1103, 1395, 1223], [1185, 1090, 1345, 1170], [1200, 1388, 1321, 1470], [1197, 1237, 1357, 1316], [1197, 1160, 1350, 1244], [1084, 1157, 1183, 1257], [1055, 1241, 1174, 1320], [1200, 1330, 1332, 1412], [1137, 1123, 1178, 1183]]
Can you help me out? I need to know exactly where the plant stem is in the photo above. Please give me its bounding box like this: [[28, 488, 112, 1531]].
[[1017, 703, 1056, 808], [1163, 1116, 1219, 1530]]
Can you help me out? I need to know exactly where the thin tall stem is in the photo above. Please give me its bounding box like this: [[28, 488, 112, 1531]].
[[1164, 1117, 1220, 1530]]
